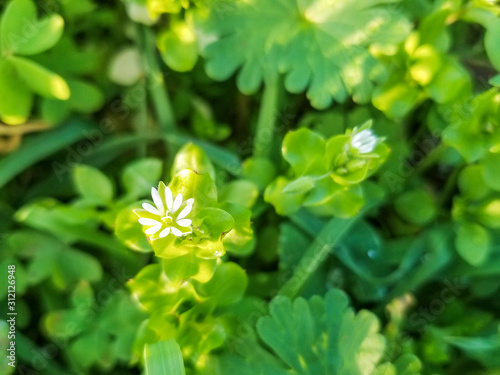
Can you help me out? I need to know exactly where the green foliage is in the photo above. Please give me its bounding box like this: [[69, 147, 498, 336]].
[[198, 0, 411, 108], [2, 0, 500, 374], [145, 339, 186, 375], [265, 123, 388, 217]]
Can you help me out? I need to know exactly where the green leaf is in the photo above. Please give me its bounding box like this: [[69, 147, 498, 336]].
[[458, 165, 490, 201], [455, 222, 491, 266], [481, 152, 500, 192], [122, 158, 163, 198], [66, 79, 104, 113], [220, 202, 255, 256], [445, 334, 500, 368], [256, 289, 385, 375], [162, 252, 216, 284], [220, 180, 259, 208], [11, 56, 70, 100], [0, 58, 32, 125], [69, 330, 109, 369], [171, 143, 216, 182], [283, 128, 327, 176], [242, 157, 276, 190], [425, 59, 471, 103], [394, 189, 437, 226], [157, 20, 198, 72], [485, 18, 500, 71], [115, 205, 154, 253], [372, 80, 423, 118], [282, 176, 315, 195], [200, 0, 410, 108], [264, 176, 304, 216], [198, 207, 235, 242], [278, 222, 311, 272], [193, 262, 248, 306], [0, 0, 64, 55], [169, 169, 217, 208], [73, 165, 114, 205], [144, 339, 185, 375], [489, 74, 500, 87]]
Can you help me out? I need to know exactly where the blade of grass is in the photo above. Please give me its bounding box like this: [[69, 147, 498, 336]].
[[278, 198, 384, 299], [144, 339, 185, 375], [0, 119, 94, 189], [141, 26, 176, 132], [254, 75, 279, 158]]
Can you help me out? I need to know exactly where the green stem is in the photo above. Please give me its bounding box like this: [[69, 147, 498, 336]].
[[141, 26, 176, 132], [413, 142, 448, 176], [254, 75, 279, 158], [278, 200, 382, 299], [438, 164, 464, 209]]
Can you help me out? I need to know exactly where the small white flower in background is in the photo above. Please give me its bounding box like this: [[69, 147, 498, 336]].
[[350, 127, 378, 154], [125, 3, 158, 25], [137, 186, 193, 239]]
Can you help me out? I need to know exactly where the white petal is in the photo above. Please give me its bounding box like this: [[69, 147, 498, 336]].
[[177, 204, 193, 220], [172, 194, 183, 212], [142, 203, 161, 216], [158, 227, 170, 238], [151, 187, 164, 215], [170, 227, 183, 237], [185, 198, 194, 206], [138, 218, 160, 226], [165, 186, 173, 211], [145, 224, 162, 234], [176, 219, 192, 227]]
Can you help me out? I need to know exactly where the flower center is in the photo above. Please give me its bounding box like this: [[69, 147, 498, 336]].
[[161, 214, 173, 225]]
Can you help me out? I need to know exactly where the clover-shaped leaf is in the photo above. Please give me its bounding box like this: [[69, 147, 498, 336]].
[[200, 0, 410, 108], [253, 289, 385, 375]]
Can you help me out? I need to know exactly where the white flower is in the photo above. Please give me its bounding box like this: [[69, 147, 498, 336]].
[[350, 128, 377, 154], [136, 185, 194, 239], [125, 3, 158, 26]]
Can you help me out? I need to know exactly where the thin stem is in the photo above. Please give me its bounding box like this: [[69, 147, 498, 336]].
[[413, 142, 448, 176], [254, 75, 279, 158], [439, 164, 464, 209], [141, 26, 176, 132], [278, 199, 382, 299]]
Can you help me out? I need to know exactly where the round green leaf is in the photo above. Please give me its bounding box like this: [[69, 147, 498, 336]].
[[394, 189, 437, 226], [157, 21, 198, 72], [193, 262, 248, 306], [282, 128, 327, 176], [122, 158, 163, 198], [458, 165, 490, 201], [481, 152, 500, 192], [73, 165, 114, 205], [455, 222, 491, 266]]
